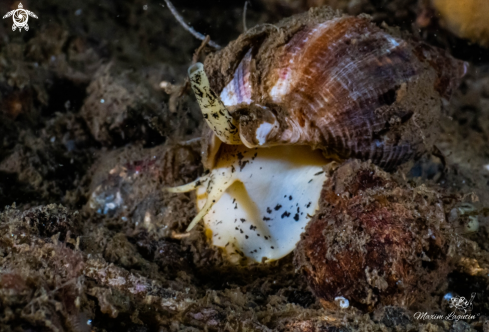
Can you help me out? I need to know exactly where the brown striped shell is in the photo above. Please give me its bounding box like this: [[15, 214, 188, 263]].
[[204, 8, 466, 169]]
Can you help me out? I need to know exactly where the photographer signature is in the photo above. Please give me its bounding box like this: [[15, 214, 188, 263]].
[[449, 293, 476, 313]]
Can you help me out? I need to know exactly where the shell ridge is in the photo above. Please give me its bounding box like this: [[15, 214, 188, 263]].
[[288, 19, 404, 156], [220, 49, 253, 108], [210, 10, 465, 169]]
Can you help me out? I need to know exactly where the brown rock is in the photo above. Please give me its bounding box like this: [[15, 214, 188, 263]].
[[295, 160, 454, 311]]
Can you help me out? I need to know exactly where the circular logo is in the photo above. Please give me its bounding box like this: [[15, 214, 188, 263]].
[[3, 3, 38, 32], [13, 9, 28, 27]]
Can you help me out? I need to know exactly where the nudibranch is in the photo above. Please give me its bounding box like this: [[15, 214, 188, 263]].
[[168, 8, 466, 263]]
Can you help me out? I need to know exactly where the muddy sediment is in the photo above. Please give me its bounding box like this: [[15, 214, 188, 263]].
[[1, 0, 489, 331]]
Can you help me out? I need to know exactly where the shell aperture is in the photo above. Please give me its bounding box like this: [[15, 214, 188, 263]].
[[175, 64, 330, 262]]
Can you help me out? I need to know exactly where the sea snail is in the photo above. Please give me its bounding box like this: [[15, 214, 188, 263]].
[[168, 8, 466, 263]]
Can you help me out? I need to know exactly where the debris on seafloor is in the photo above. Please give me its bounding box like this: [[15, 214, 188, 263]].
[[295, 160, 456, 312], [87, 143, 200, 234], [80, 63, 165, 146]]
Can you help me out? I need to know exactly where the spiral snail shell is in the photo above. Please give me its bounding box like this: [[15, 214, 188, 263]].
[[169, 7, 466, 263]]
